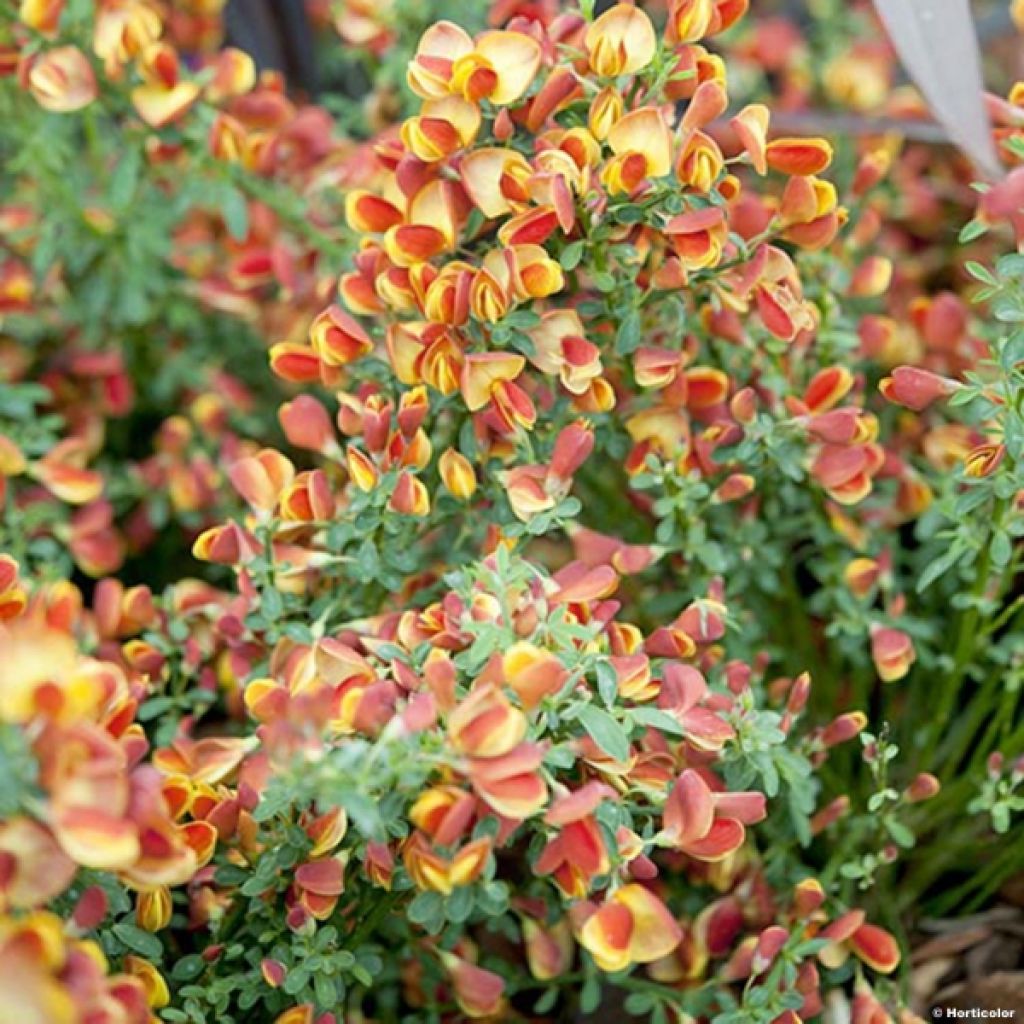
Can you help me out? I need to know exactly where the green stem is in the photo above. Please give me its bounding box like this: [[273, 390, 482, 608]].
[[346, 889, 403, 949], [924, 497, 1008, 770], [967, 683, 1021, 775], [939, 669, 1004, 776]]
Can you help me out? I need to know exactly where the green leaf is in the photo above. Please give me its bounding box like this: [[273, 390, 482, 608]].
[[407, 891, 445, 933], [576, 705, 631, 762], [624, 992, 654, 1014], [630, 707, 686, 737], [964, 260, 997, 285], [222, 185, 250, 241], [314, 973, 337, 1010], [958, 219, 988, 243], [171, 955, 207, 981], [595, 660, 618, 706], [533, 988, 559, 1014], [917, 544, 964, 592], [108, 148, 142, 210], [445, 885, 475, 923], [261, 587, 284, 621], [990, 530, 1013, 568], [885, 819, 916, 849], [559, 240, 584, 270], [112, 923, 163, 959], [579, 975, 601, 1014], [615, 308, 641, 355]]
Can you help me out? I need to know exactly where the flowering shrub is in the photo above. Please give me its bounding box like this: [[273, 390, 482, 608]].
[[1, 0, 1022, 1022]]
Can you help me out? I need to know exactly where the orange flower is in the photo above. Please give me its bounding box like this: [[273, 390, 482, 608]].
[[345, 190, 404, 234], [403, 832, 491, 893], [844, 558, 881, 599], [501, 465, 557, 522], [811, 443, 884, 505], [660, 769, 765, 860], [0, 555, 27, 621], [389, 471, 431, 516], [461, 148, 532, 218], [765, 137, 834, 176], [206, 47, 255, 103], [603, 107, 673, 194], [309, 305, 374, 367], [0, 817, 76, 910], [227, 449, 295, 514], [804, 366, 854, 414], [131, 43, 200, 128], [401, 96, 481, 162], [779, 175, 844, 249], [503, 642, 568, 709], [439, 448, 477, 500], [439, 951, 505, 1018], [578, 884, 683, 971], [668, 0, 714, 43], [136, 886, 172, 932], [460, 352, 525, 412], [731, 104, 769, 174], [27, 46, 97, 112], [964, 443, 1006, 478], [274, 1008, 314, 1024], [665, 207, 728, 270], [588, 87, 624, 141], [123, 956, 170, 1009], [20, 0, 64, 35], [294, 856, 346, 919], [448, 684, 526, 758], [93, 1, 161, 70], [467, 742, 548, 819], [880, 366, 960, 410], [407, 22, 540, 106], [676, 130, 724, 192], [523, 917, 573, 980], [585, 4, 657, 77], [0, 911, 148, 1024], [819, 915, 900, 974], [869, 626, 916, 682], [269, 343, 322, 384], [527, 309, 602, 396]]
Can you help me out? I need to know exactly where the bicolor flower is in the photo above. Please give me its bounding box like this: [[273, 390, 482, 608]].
[[584, 4, 657, 78], [659, 769, 765, 860], [602, 107, 673, 194], [26, 45, 97, 112], [577, 884, 683, 971]]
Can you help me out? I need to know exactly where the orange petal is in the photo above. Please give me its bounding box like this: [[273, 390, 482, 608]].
[[766, 137, 833, 176]]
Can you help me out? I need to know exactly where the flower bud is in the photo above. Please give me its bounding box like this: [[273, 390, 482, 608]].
[[821, 711, 867, 748], [550, 421, 595, 481], [810, 796, 850, 835], [137, 886, 172, 932], [279, 396, 335, 454], [879, 366, 960, 411], [389, 472, 430, 516], [752, 925, 788, 973], [438, 448, 477, 500], [904, 773, 940, 803]]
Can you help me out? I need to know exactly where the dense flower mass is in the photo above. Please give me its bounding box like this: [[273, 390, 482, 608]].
[[0, 0, 1023, 1022]]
